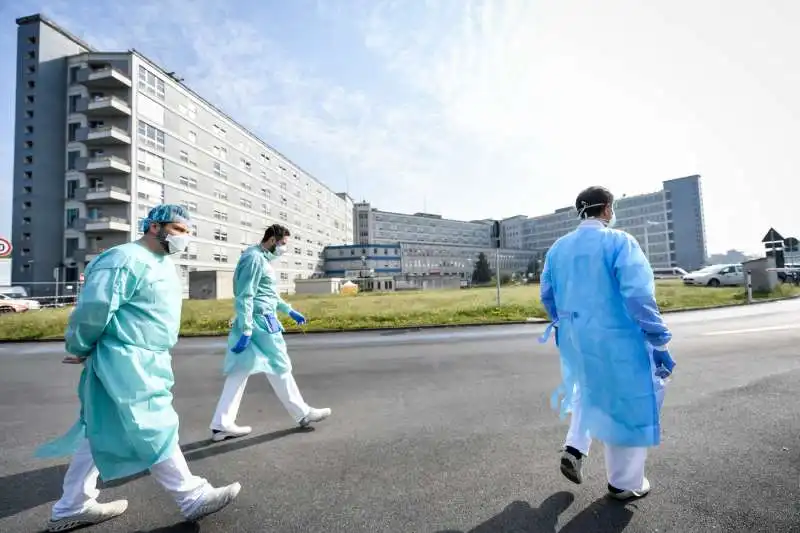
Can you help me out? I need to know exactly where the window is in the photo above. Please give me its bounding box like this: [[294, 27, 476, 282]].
[[67, 151, 79, 170], [280, 272, 289, 281], [279, 211, 288, 221], [188, 131, 197, 144], [213, 209, 228, 221], [293, 247, 302, 255], [181, 242, 198, 260], [212, 145, 228, 160], [68, 123, 79, 142], [66, 180, 78, 199], [24, 171, 32, 179], [68, 95, 80, 113], [26, 95, 35, 104], [190, 224, 198, 236], [137, 122, 165, 152], [212, 246, 228, 263], [27, 65, 36, 74], [213, 162, 228, 179], [241, 181, 251, 191], [25, 125, 33, 134], [213, 189, 228, 200], [23, 186, 32, 194], [241, 215, 252, 227], [180, 201, 198, 212], [240, 198, 252, 209], [66, 208, 79, 228], [179, 150, 189, 163], [179, 176, 197, 189], [27, 80, 35, 89], [65, 238, 79, 257], [137, 149, 164, 176], [138, 66, 165, 100], [24, 140, 33, 149], [213, 124, 226, 138], [262, 203, 270, 215], [25, 110, 34, 119], [28, 36, 37, 45], [213, 227, 228, 242], [280, 182, 287, 191]]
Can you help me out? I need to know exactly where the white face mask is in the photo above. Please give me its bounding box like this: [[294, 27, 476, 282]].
[[165, 234, 192, 255], [274, 244, 288, 257]]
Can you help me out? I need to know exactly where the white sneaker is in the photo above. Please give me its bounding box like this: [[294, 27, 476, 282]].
[[608, 477, 652, 500], [299, 407, 332, 427], [47, 500, 128, 532], [184, 482, 241, 521], [211, 424, 253, 442]]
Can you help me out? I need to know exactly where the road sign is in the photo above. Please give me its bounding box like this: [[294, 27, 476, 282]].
[[0, 237, 11, 258]]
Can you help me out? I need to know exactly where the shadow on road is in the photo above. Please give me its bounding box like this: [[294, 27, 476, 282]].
[[131, 522, 201, 533], [0, 427, 306, 519], [435, 492, 634, 533]]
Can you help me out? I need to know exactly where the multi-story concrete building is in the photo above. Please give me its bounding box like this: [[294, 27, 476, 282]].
[[521, 175, 708, 271], [10, 14, 353, 296], [322, 243, 537, 280], [353, 202, 493, 247]]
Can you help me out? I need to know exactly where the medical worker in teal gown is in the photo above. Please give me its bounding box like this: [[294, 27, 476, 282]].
[[209, 223, 331, 442], [539, 186, 676, 500], [36, 205, 241, 532]]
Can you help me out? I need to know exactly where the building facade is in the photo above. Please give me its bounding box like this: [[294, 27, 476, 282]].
[[11, 14, 353, 296], [521, 176, 708, 271]]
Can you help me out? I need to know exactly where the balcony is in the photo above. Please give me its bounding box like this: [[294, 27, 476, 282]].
[[76, 185, 132, 204], [79, 155, 131, 175], [77, 126, 132, 146], [77, 96, 131, 117], [77, 66, 132, 89], [77, 217, 132, 233]]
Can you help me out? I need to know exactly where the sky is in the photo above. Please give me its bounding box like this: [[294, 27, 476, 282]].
[[2, 0, 800, 256]]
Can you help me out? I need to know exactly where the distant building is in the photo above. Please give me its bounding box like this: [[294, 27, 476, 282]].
[[521, 175, 708, 272]]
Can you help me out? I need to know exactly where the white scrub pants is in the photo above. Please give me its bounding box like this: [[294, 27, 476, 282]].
[[52, 439, 209, 520], [564, 386, 649, 492], [211, 371, 311, 430]]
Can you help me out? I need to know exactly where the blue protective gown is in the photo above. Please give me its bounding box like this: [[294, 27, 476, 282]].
[[223, 245, 295, 376], [540, 220, 672, 448], [36, 242, 184, 481]]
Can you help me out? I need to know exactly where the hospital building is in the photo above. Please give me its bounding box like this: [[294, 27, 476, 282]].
[[324, 175, 707, 283], [9, 14, 354, 297]]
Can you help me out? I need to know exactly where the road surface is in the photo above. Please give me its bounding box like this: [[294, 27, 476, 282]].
[[0, 299, 799, 532]]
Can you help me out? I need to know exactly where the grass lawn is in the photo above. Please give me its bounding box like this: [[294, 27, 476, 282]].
[[1, 280, 798, 342]]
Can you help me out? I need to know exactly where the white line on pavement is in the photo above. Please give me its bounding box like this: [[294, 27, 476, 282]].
[[703, 324, 799, 336]]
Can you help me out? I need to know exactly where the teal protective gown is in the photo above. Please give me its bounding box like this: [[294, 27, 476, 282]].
[[539, 220, 672, 448], [223, 245, 295, 376], [36, 242, 184, 481]]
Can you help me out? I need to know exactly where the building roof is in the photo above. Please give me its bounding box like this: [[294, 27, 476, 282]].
[[16, 13, 96, 52]]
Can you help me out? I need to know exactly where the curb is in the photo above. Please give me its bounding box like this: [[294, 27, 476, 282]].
[[2, 294, 799, 345]]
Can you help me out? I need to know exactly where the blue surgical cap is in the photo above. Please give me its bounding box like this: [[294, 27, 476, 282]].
[[139, 204, 191, 233]]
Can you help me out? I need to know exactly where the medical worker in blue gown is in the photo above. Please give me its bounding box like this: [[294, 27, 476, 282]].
[[539, 186, 676, 500], [209, 223, 331, 442], [37, 205, 241, 532]]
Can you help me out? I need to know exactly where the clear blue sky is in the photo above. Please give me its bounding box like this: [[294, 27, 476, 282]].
[[3, 0, 800, 255]]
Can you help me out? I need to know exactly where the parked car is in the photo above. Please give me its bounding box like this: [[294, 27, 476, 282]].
[[682, 264, 744, 287], [0, 293, 41, 312], [652, 267, 688, 279]]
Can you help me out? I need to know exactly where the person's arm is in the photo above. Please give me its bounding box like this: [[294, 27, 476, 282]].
[[64, 266, 137, 357], [276, 293, 293, 315], [539, 251, 558, 322], [611, 232, 672, 347], [233, 254, 262, 335]]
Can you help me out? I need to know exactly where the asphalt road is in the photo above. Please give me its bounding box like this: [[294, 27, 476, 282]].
[[1, 299, 799, 532]]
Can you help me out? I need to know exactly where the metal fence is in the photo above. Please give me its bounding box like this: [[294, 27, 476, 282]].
[[3, 282, 82, 307]]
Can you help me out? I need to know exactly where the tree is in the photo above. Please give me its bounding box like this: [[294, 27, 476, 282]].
[[525, 255, 541, 282], [472, 252, 492, 284]]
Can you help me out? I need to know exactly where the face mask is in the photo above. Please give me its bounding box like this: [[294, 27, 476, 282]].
[[608, 211, 617, 228], [274, 244, 288, 257], [157, 228, 191, 255]]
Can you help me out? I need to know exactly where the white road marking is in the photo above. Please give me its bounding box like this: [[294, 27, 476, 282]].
[[703, 324, 799, 336]]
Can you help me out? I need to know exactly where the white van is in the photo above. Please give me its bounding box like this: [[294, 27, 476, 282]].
[[652, 267, 688, 279]]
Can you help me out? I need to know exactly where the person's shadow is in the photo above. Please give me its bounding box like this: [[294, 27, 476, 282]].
[[0, 426, 309, 520], [435, 491, 634, 533]]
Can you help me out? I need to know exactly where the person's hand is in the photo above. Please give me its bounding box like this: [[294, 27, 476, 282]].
[[62, 355, 86, 365], [231, 333, 252, 354], [652, 347, 676, 378], [289, 310, 306, 325]]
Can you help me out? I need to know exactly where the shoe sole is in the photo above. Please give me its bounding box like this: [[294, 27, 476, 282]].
[[608, 488, 650, 501], [211, 430, 251, 442], [47, 513, 123, 532], [186, 483, 242, 522], [560, 457, 583, 484], [299, 413, 331, 428]]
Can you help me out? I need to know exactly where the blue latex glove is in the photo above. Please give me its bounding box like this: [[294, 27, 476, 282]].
[[231, 333, 251, 354], [289, 310, 306, 325], [652, 347, 676, 379]]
